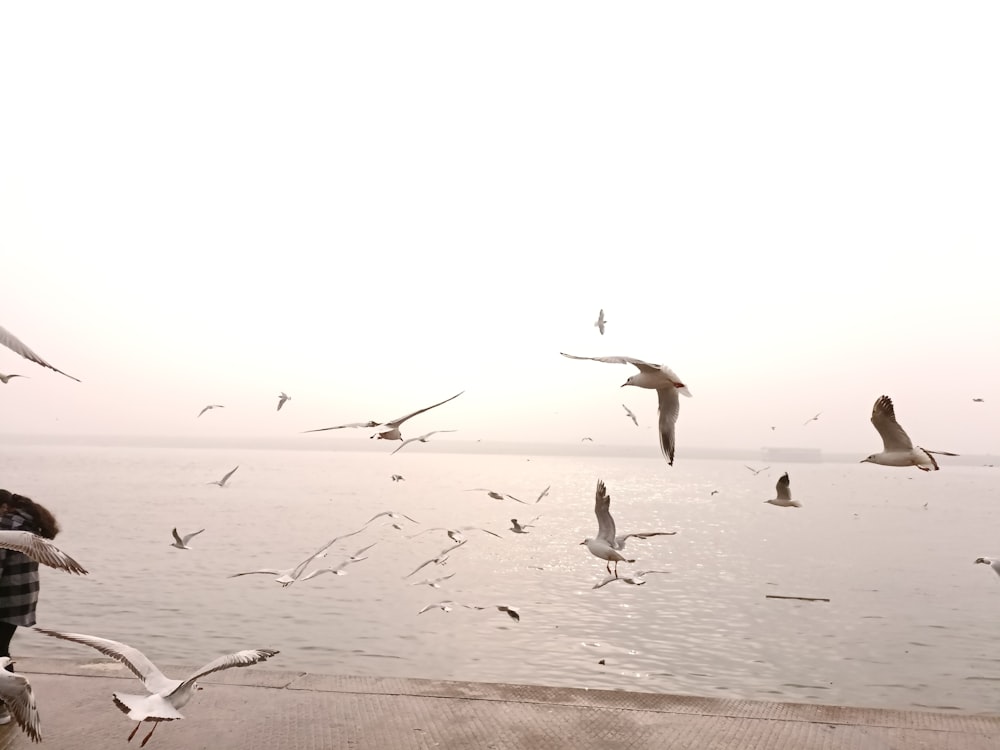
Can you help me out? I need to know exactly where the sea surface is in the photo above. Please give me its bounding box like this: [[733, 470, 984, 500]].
[[2, 442, 1000, 714]]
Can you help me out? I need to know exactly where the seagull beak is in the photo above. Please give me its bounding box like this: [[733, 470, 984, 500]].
[[859, 458, 870, 463], [620, 382, 628, 388]]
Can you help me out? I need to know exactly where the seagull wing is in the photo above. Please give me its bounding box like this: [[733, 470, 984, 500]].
[[775, 473, 791, 501], [0, 531, 87, 574], [390, 437, 418, 455], [219, 465, 239, 485], [32, 628, 174, 694], [536, 485, 551, 503], [174, 649, 279, 695], [0, 325, 80, 382], [228, 568, 289, 578], [656, 386, 681, 466], [871, 396, 914, 451], [559, 352, 661, 373], [0, 668, 41, 742], [594, 480, 616, 545], [181, 529, 205, 545], [171, 528, 184, 546], [404, 541, 467, 579], [302, 421, 379, 433], [382, 391, 465, 429], [623, 404, 638, 426], [615, 531, 677, 547]]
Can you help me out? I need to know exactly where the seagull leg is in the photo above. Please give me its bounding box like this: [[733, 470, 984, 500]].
[[605, 561, 612, 575], [140, 722, 159, 747], [128, 722, 142, 742], [612, 560, 619, 577]]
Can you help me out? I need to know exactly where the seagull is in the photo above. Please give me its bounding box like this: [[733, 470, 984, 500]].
[[803, 412, 821, 426], [404, 540, 467, 579], [303, 391, 464, 441], [407, 526, 502, 543], [0, 324, 80, 382], [744, 465, 770, 476], [0, 530, 88, 574], [861, 395, 959, 471], [581, 480, 635, 577], [276, 392, 291, 411], [0, 373, 27, 384], [622, 404, 638, 426], [591, 479, 676, 553], [560, 353, 691, 466], [32, 628, 277, 747], [0, 657, 41, 743], [509, 516, 540, 534], [170, 528, 204, 550], [505, 485, 551, 505], [592, 570, 670, 589], [390, 430, 457, 455], [207, 466, 239, 487], [197, 405, 224, 418], [363, 511, 419, 529], [973, 398, 985, 403], [581, 437, 593, 442], [594, 309, 606, 335], [975, 557, 1000, 579], [417, 601, 520, 622], [228, 528, 367, 586], [466, 488, 506, 501], [409, 573, 456, 588], [764, 473, 800, 507], [296, 543, 375, 582], [391, 474, 405, 482]]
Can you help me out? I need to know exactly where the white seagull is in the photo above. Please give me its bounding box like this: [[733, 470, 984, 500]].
[[581, 480, 676, 576], [404, 540, 467, 579], [592, 570, 671, 589], [229, 528, 366, 586], [803, 412, 821, 426], [197, 404, 224, 418], [390, 430, 457, 455], [0, 373, 27, 384], [296, 543, 375, 582], [0, 324, 79, 382], [744, 465, 770, 476], [208, 466, 239, 487], [276, 392, 291, 411], [765, 473, 800, 507], [975, 557, 1000, 579], [409, 573, 456, 588], [560, 353, 691, 466], [303, 391, 464, 442], [594, 309, 607, 335], [466, 488, 506, 501], [170, 528, 204, 550], [391, 474, 405, 482], [504, 485, 551, 505], [0, 530, 88, 574], [32, 628, 277, 747], [363, 511, 419, 530], [0, 657, 41, 743], [861, 395, 958, 471], [509, 516, 540, 534], [417, 601, 520, 621], [622, 404, 638, 426], [407, 526, 502, 544]]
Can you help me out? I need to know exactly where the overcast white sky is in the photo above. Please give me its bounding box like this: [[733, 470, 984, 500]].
[[1, 2, 997, 456]]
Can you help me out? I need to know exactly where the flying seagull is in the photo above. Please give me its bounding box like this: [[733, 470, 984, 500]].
[[0, 530, 88, 574], [0, 373, 27, 384], [744, 465, 770, 476], [973, 398, 985, 403], [509, 516, 540, 534], [581, 479, 676, 576], [404, 540, 467, 579], [622, 404, 638, 426], [417, 601, 520, 622], [228, 528, 367, 586], [861, 395, 958, 471], [303, 391, 464, 441], [594, 309, 607, 335], [409, 573, 456, 588], [581, 437, 594, 442], [0, 656, 41, 742], [276, 392, 291, 411], [32, 628, 277, 747], [764, 473, 800, 507], [170, 528, 204, 550], [803, 412, 821, 426], [197, 405, 224, 418], [208, 466, 239, 487], [407, 526, 502, 544], [296, 543, 375, 583], [390, 430, 457, 455], [465, 488, 506, 501], [391, 474, 405, 482], [560, 353, 690, 466], [592, 570, 670, 589], [0, 324, 80, 382], [505, 485, 551, 505]]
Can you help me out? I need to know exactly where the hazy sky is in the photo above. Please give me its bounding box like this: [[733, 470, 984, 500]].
[[1, 3, 997, 456]]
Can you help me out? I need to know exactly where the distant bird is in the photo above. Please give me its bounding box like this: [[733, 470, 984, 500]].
[[296, 543, 375, 583], [390, 430, 457, 455], [594, 309, 607, 335], [975, 557, 1000, 579], [409, 573, 456, 588], [276, 392, 291, 411], [197, 405, 224, 418], [391, 474, 405, 482], [407, 527, 502, 544], [505, 485, 551, 505], [404, 540, 467, 579], [581, 437, 594, 442], [170, 528, 204, 550], [363, 511, 419, 530], [803, 412, 821, 426], [303, 391, 464, 442], [466, 488, 506, 501], [0, 373, 27, 384], [509, 516, 539, 534], [973, 398, 985, 403], [0, 656, 41, 742], [710, 490, 719, 496], [32, 628, 277, 747], [208, 466, 239, 487], [770, 426, 776, 431], [417, 601, 519, 622], [744, 465, 770, 476], [0, 531, 88, 574], [764, 473, 800, 507], [560, 353, 691, 466], [592, 570, 670, 589], [229, 529, 368, 586], [861, 395, 958, 471], [622, 404, 638, 426], [0, 324, 80, 382]]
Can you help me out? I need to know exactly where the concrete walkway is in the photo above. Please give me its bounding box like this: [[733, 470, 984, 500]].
[[2, 657, 998, 749]]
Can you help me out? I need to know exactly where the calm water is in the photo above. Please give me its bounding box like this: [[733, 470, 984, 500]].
[[2, 443, 999, 713]]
